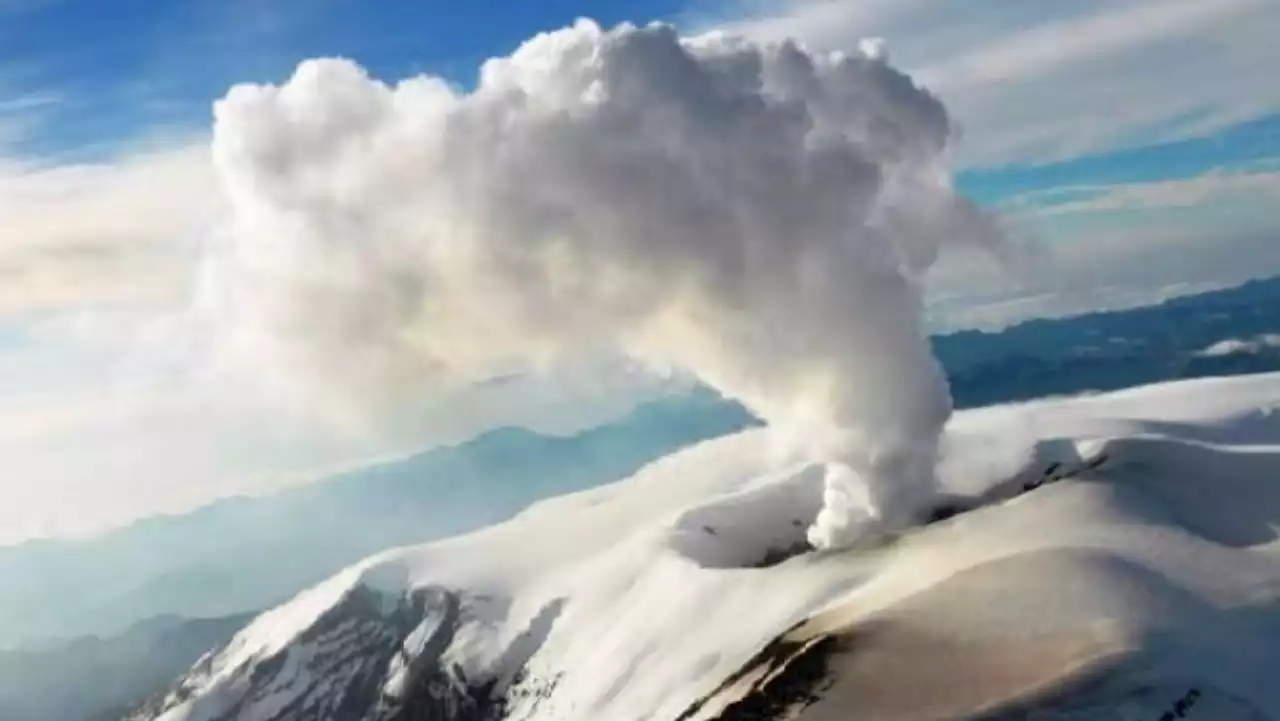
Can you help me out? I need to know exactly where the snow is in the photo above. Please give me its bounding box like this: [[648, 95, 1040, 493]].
[[147, 373, 1280, 721], [1197, 334, 1280, 357]]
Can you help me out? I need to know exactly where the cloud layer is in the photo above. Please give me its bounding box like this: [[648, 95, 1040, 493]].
[[207, 20, 1001, 544]]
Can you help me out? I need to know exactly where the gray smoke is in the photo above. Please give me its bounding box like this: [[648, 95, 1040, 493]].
[[205, 20, 1002, 547]]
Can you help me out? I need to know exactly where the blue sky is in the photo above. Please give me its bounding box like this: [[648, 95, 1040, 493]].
[[2, 0, 705, 158], [960, 113, 1280, 205], [2, 0, 1279, 542]]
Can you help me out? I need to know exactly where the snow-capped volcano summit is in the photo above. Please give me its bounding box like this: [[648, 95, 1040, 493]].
[[130, 374, 1280, 721]]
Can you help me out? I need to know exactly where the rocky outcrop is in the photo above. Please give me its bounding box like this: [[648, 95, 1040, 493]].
[[125, 586, 535, 721]]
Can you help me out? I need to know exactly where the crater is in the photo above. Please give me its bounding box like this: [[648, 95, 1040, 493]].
[[666, 439, 1112, 571], [665, 466, 825, 569]]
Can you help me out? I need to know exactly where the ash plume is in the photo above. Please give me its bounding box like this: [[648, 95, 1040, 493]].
[[205, 20, 1003, 546]]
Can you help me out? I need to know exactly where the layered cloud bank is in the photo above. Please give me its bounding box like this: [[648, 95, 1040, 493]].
[[206, 20, 1001, 546]]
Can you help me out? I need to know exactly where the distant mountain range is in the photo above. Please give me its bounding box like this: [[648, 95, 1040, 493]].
[[935, 276, 1280, 407], [0, 611, 251, 721], [0, 390, 754, 650]]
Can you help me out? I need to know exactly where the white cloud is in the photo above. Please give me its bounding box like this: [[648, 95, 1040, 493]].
[[0, 92, 59, 113], [712, 0, 1280, 328], [927, 281, 1236, 333], [206, 21, 1007, 542], [924, 176, 1280, 331], [1001, 170, 1280, 217], [0, 307, 681, 544], [0, 77, 58, 151], [0, 142, 215, 316], [915, 0, 1261, 91], [722, 0, 1280, 166], [1197, 334, 1280, 358]]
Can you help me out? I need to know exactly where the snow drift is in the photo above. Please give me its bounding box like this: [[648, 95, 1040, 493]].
[[130, 374, 1280, 721], [204, 20, 1002, 545]]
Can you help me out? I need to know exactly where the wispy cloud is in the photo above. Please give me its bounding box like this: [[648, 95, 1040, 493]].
[[916, 0, 1263, 90], [0, 308, 677, 543], [0, 65, 61, 151], [0, 92, 59, 113], [0, 141, 214, 316], [723, 0, 1280, 166], [1001, 169, 1280, 217], [923, 166, 1280, 331]]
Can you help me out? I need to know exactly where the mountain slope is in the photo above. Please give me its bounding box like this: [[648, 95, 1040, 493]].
[[129, 374, 1280, 721]]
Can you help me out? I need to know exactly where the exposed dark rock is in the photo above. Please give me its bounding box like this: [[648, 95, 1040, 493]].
[[123, 585, 556, 721], [751, 541, 816, 568], [675, 622, 840, 721]]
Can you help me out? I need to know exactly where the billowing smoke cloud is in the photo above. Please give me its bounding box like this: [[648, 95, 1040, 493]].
[[205, 20, 1002, 547]]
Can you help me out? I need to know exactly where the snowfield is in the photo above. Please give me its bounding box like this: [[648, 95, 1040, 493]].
[[133, 374, 1280, 721]]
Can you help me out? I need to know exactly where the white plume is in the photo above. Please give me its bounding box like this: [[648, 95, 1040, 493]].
[[205, 20, 1003, 547]]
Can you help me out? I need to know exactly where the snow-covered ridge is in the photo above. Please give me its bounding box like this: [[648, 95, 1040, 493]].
[[133, 374, 1280, 721]]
